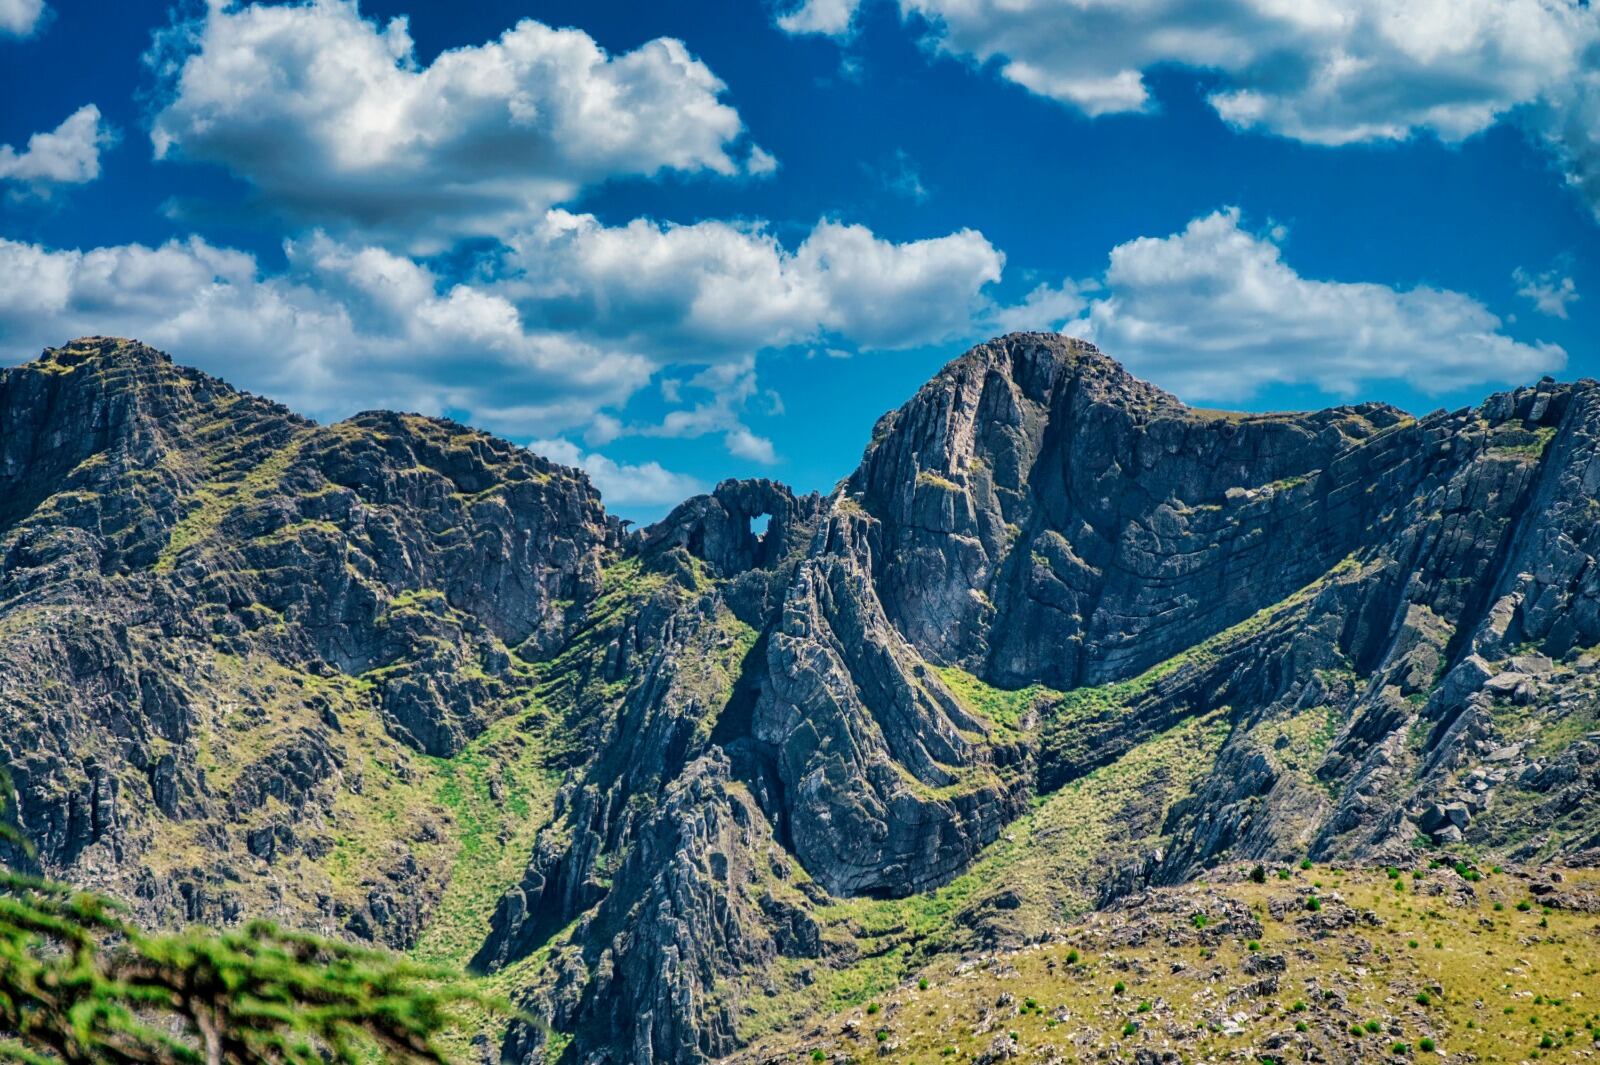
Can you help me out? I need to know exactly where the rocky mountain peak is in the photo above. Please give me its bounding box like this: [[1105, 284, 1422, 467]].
[[35, 335, 174, 372], [838, 332, 1417, 689]]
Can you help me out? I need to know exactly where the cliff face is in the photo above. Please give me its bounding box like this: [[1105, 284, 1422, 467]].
[[3, 334, 1599, 1065]]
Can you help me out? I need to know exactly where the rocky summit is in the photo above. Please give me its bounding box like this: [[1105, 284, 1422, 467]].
[[2, 333, 1599, 1064]]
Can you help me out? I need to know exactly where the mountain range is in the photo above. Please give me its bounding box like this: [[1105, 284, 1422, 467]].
[[2, 333, 1598, 1064]]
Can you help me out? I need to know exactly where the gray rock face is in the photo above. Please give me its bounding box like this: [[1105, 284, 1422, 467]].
[[8, 334, 1600, 1065], [754, 507, 1029, 896], [554, 752, 792, 1063], [845, 334, 1407, 689]]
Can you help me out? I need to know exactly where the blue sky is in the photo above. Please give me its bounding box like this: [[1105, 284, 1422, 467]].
[[2, 0, 1597, 521]]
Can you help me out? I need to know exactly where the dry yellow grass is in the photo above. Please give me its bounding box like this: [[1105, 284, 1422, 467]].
[[732, 863, 1600, 1065]]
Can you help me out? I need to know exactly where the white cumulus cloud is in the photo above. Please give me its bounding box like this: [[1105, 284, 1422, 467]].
[[725, 425, 778, 464], [0, 105, 115, 189], [782, 1, 1600, 217], [1063, 208, 1565, 401], [0, 208, 1016, 462], [502, 209, 1006, 360], [528, 438, 706, 511], [495, 209, 1006, 455], [645, 360, 780, 464], [778, 0, 860, 36], [1514, 266, 1579, 319], [147, 0, 770, 250], [1530, 70, 1600, 223], [0, 0, 45, 36], [0, 233, 650, 437], [985, 277, 1088, 336], [901, 0, 1595, 142]]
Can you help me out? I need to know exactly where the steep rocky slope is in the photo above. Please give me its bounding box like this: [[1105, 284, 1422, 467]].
[[2, 334, 1599, 1065], [489, 333, 1600, 1064], [0, 337, 613, 946]]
